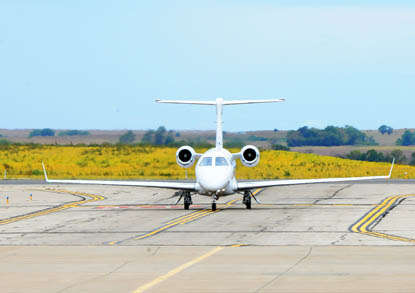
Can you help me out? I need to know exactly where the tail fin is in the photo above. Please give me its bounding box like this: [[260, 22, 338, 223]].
[[156, 97, 285, 149]]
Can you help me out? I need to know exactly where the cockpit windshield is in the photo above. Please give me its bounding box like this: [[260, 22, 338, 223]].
[[199, 157, 212, 166], [215, 157, 229, 166]]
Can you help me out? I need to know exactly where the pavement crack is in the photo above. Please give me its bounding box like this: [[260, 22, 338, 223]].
[[255, 247, 313, 293], [331, 233, 347, 245], [314, 184, 352, 204], [43, 225, 65, 232], [57, 261, 130, 293]]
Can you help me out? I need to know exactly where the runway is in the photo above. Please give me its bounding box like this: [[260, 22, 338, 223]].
[[1, 181, 415, 292]]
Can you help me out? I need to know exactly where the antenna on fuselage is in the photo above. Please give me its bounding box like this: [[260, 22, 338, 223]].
[[156, 98, 286, 149]]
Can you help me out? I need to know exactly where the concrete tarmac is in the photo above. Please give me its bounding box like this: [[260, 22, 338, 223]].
[[0, 182, 415, 292]]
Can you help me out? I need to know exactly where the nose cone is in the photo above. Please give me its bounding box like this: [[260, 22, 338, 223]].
[[197, 167, 231, 192], [199, 175, 229, 192]]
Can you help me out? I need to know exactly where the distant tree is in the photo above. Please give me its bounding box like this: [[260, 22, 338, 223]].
[[29, 128, 55, 137], [164, 135, 175, 145], [29, 129, 41, 137], [345, 150, 363, 161], [391, 149, 406, 164], [410, 152, 415, 165], [58, 130, 90, 136], [273, 128, 279, 132], [142, 130, 155, 144], [119, 131, 136, 144], [0, 139, 10, 145], [154, 126, 167, 145], [378, 125, 393, 135], [272, 144, 290, 151], [396, 130, 415, 146], [41, 128, 55, 136], [142, 126, 176, 146]]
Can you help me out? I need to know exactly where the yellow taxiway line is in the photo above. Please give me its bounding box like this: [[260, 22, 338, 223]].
[[130, 198, 240, 241], [133, 246, 225, 293], [109, 189, 262, 245], [349, 194, 415, 243], [0, 188, 104, 226]]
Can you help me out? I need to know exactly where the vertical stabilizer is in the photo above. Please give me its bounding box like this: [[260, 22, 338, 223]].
[[215, 98, 224, 149]]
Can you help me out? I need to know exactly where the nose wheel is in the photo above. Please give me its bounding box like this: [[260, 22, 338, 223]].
[[211, 202, 217, 211], [211, 194, 218, 211]]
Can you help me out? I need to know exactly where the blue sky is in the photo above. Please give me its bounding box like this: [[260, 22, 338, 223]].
[[0, 1, 414, 131]]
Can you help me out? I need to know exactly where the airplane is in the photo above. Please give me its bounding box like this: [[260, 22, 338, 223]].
[[42, 98, 395, 211]]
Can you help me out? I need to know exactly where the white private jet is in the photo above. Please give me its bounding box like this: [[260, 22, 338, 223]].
[[42, 98, 394, 211]]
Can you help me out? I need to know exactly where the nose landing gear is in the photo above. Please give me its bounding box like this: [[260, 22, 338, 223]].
[[211, 194, 218, 211]]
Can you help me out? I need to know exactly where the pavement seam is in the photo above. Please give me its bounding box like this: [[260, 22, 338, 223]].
[[55, 259, 131, 293], [254, 246, 313, 293]]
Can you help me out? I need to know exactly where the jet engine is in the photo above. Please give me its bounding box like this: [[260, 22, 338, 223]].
[[240, 145, 260, 167], [176, 146, 196, 168]]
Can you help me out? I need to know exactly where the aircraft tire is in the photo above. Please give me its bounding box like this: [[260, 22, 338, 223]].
[[212, 203, 216, 211]]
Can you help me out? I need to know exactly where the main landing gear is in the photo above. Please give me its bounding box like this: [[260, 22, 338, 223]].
[[184, 192, 192, 210], [175, 191, 192, 210], [242, 190, 260, 209], [243, 190, 252, 209]]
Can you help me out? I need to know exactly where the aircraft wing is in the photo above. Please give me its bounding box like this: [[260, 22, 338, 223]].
[[42, 163, 196, 191], [237, 160, 395, 190]]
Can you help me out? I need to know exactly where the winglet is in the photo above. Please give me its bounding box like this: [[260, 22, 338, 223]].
[[388, 158, 395, 178], [42, 162, 49, 182]]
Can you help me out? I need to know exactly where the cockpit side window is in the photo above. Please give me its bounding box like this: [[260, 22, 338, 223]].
[[215, 157, 229, 166], [199, 157, 212, 166]]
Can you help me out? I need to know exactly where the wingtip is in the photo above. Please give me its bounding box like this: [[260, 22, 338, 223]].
[[42, 162, 49, 182], [388, 158, 395, 178]]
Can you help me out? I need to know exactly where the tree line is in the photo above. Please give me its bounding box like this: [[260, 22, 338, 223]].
[[29, 129, 90, 137], [286, 126, 377, 147]]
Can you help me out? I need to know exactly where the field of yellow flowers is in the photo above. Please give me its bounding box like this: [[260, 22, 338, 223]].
[[0, 145, 413, 180]]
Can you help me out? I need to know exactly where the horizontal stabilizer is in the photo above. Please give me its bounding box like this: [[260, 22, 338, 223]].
[[156, 98, 285, 106], [223, 99, 285, 105], [156, 99, 216, 105]]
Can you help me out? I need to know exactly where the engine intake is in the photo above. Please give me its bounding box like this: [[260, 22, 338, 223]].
[[176, 146, 196, 168], [240, 145, 260, 167]]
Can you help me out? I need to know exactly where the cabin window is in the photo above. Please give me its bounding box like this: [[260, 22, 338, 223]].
[[199, 157, 212, 166], [215, 157, 229, 166]]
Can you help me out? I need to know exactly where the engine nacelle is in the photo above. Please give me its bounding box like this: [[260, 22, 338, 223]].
[[240, 145, 260, 167], [176, 146, 196, 168]]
